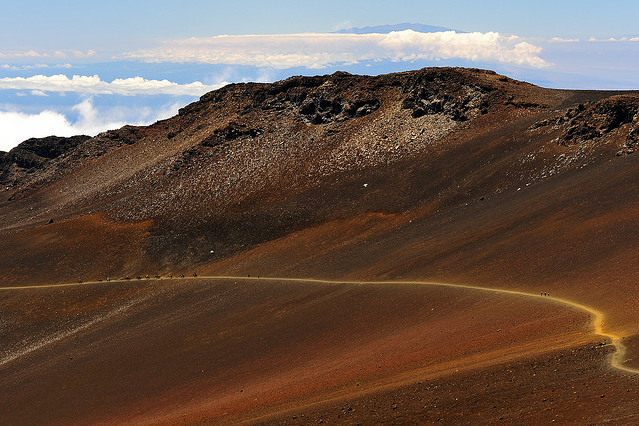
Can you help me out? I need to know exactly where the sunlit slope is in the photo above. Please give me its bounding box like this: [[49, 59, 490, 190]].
[[0, 278, 598, 425]]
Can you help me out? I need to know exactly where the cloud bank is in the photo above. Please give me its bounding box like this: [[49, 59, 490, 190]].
[[0, 50, 96, 60], [1, 63, 73, 71], [0, 98, 181, 151], [0, 75, 226, 96], [123, 30, 549, 69]]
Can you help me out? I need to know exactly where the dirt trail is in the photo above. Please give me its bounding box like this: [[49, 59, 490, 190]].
[[1, 275, 637, 375]]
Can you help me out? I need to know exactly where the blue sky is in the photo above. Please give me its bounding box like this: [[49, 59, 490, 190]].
[[1, 0, 639, 150]]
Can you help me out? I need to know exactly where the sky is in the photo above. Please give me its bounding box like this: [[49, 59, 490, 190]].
[[1, 0, 639, 151]]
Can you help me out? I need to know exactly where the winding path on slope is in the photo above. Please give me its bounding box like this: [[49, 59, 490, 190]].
[[1, 275, 637, 375]]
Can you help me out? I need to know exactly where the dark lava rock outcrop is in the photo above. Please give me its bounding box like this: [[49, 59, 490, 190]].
[[240, 72, 383, 124], [201, 122, 264, 147], [533, 95, 639, 152], [0, 135, 90, 185], [401, 68, 494, 120], [1, 135, 90, 169]]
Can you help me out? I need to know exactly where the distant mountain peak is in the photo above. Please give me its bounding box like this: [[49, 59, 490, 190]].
[[333, 23, 460, 34]]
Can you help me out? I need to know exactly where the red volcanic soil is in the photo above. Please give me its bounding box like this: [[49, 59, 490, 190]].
[[0, 212, 154, 286], [1, 67, 639, 423], [0, 278, 610, 425], [264, 342, 639, 425]]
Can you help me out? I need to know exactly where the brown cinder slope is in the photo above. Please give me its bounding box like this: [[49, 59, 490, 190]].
[[0, 68, 585, 275], [1, 67, 639, 423], [0, 278, 603, 425]]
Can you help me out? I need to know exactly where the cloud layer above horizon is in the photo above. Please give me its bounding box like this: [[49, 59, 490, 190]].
[[0, 74, 225, 96], [124, 30, 548, 69], [0, 98, 181, 151]]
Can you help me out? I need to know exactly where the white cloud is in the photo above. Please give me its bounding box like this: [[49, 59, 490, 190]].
[[0, 74, 226, 96], [549, 37, 580, 43], [1, 63, 73, 71], [0, 49, 95, 59], [0, 110, 73, 151], [70, 50, 96, 58], [0, 98, 182, 151], [30, 90, 48, 96], [587, 36, 639, 42], [122, 29, 549, 69]]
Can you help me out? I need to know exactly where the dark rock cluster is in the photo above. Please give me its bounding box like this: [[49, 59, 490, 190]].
[[297, 96, 380, 124], [534, 96, 639, 151], [193, 73, 383, 125], [0, 135, 90, 184], [0, 135, 90, 169], [201, 122, 264, 147], [401, 68, 493, 121], [564, 97, 639, 145], [259, 73, 382, 124]]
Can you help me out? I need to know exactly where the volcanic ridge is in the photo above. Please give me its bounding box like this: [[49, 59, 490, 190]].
[[1, 67, 639, 424]]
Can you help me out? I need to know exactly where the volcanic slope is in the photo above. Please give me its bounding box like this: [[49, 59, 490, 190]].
[[1, 67, 639, 422], [0, 277, 625, 425]]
